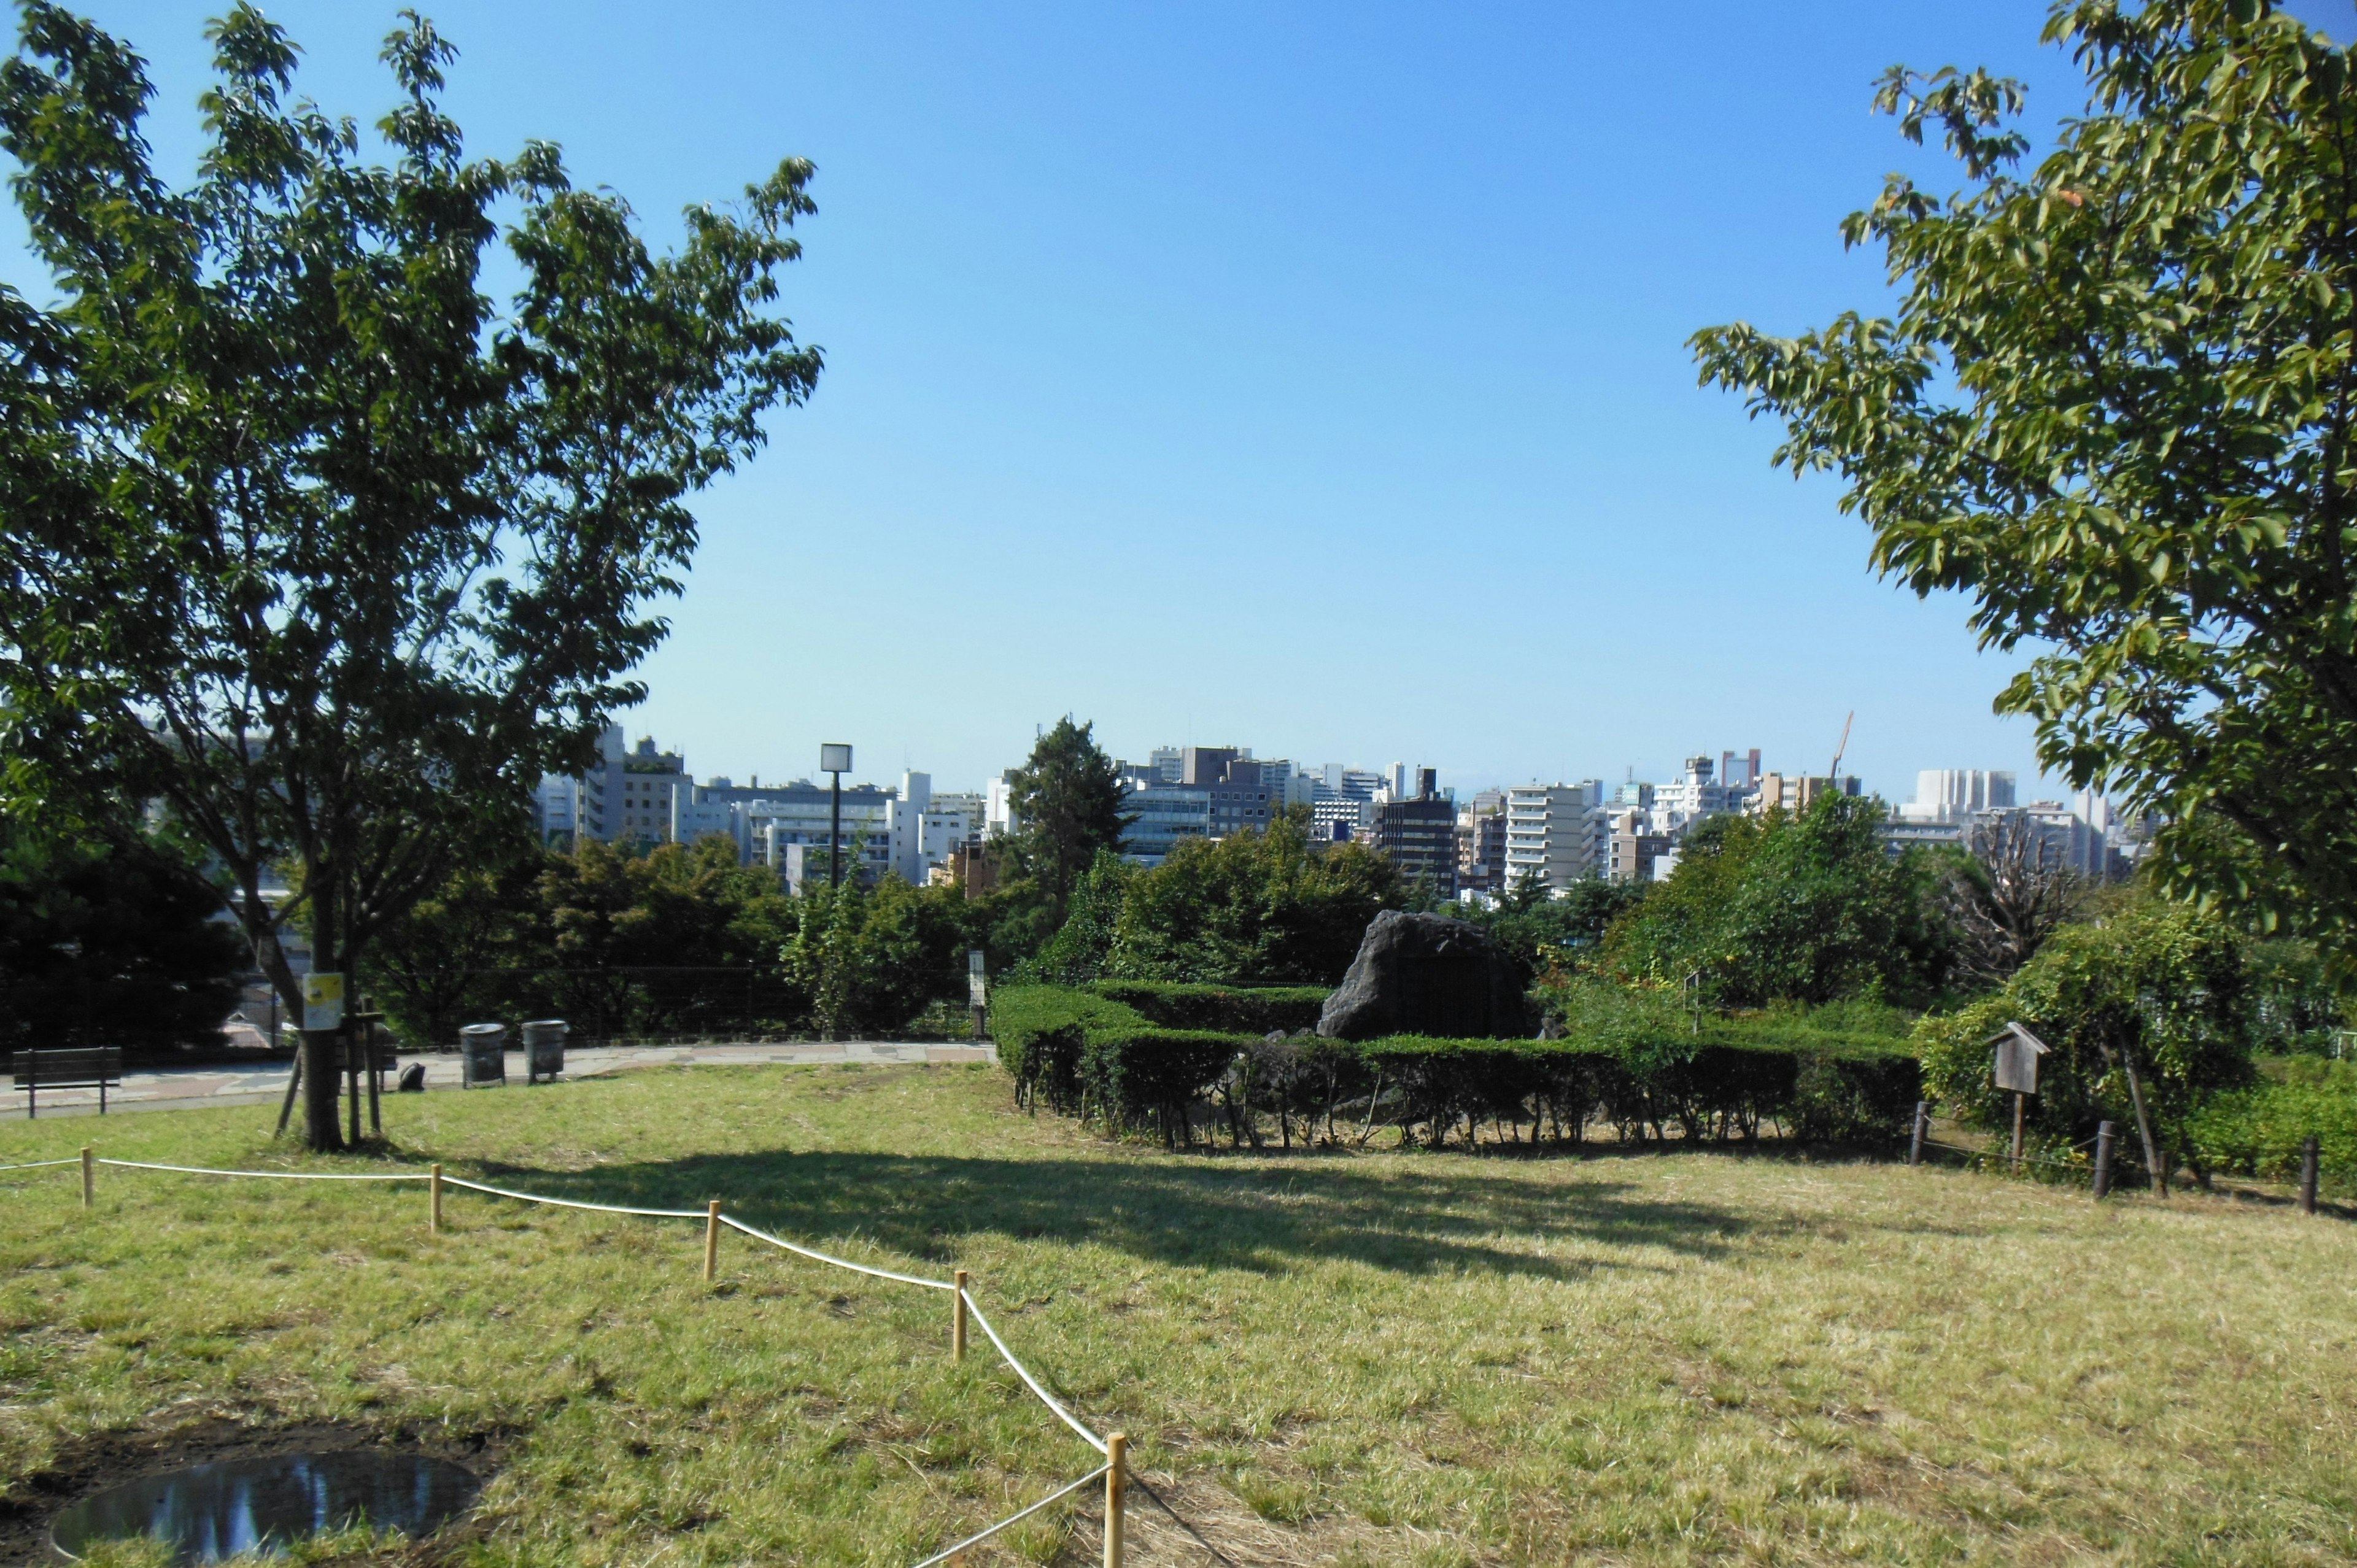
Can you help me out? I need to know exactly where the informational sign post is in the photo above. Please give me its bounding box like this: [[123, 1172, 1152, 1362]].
[[967, 948, 988, 1039], [1988, 1021, 2049, 1170], [302, 971, 347, 1033]]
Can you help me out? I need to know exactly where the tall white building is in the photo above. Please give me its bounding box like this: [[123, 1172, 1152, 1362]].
[[1897, 769, 2018, 824], [1504, 781, 1604, 892]]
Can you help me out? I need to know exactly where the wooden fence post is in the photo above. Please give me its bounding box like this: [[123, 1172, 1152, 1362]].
[[429, 1164, 443, 1234], [2092, 1121, 2115, 1200], [953, 1269, 969, 1362], [2300, 1135, 2320, 1216], [703, 1200, 721, 1281], [1103, 1433, 1126, 1568], [80, 1146, 93, 1210], [1908, 1102, 1928, 1167]]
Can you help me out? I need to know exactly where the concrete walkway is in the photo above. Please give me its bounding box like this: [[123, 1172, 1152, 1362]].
[[1, 1040, 997, 1122]]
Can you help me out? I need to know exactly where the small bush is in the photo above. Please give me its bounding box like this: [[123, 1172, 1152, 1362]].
[[1080, 1027, 1256, 1146], [2188, 1057, 2357, 1193], [1085, 980, 1328, 1035], [989, 984, 1146, 1113]]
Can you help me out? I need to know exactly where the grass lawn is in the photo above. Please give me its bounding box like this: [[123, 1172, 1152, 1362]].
[[2, 1062, 2355, 1567]]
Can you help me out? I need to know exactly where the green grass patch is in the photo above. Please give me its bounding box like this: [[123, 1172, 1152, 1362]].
[[3, 1064, 2355, 1564]]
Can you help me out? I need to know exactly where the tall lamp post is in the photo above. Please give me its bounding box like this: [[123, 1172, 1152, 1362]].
[[819, 743, 852, 887]]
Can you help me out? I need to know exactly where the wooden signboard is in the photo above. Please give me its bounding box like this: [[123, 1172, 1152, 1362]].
[[1988, 1022, 2049, 1168], [1991, 1022, 2047, 1094]]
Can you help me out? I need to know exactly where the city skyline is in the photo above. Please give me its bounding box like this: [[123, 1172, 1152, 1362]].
[[25, 1, 2237, 801]]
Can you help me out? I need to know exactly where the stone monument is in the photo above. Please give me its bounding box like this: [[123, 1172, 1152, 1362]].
[[1316, 910, 1528, 1040]]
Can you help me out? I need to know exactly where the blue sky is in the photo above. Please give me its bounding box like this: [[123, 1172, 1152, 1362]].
[[34, 2, 2325, 802]]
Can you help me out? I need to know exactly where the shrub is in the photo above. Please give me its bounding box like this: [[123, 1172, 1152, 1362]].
[[993, 981, 1919, 1150], [989, 984, 1147, 1113], [1079, 1027, 1256, 1147], [2188, 1057, 2357, 1194], [1085, 980, 1328, 1035]]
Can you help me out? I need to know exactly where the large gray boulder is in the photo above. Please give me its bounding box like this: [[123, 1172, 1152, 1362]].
[[1316, 911, 1528, 1040]]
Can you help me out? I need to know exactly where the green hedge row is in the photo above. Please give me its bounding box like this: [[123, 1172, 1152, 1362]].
[[2187, 1058, 2357, 1193], [1083, 979, 1329, 1035], [992, 984, 1921, 1149]]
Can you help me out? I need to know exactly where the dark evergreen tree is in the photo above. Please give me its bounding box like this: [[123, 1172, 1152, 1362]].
[[1007, 717, 1132, 920]]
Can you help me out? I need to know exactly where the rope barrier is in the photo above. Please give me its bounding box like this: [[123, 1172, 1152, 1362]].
[[437, 1175, 708, 1219], [97, 1159, 425, 1181], [0, 1157, 80, 1172], [717, 1213, 954, 1291], [961, 1288, 1109, 1454], [907, 1464, 1110, 1568], [48, 1152, 1113, 1489]]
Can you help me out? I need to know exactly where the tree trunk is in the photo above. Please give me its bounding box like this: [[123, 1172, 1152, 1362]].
[[301, 1027, 344, 1152]]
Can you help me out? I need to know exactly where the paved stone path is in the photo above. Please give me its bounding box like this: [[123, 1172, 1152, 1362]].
[[1, 1041, 996, 1122]]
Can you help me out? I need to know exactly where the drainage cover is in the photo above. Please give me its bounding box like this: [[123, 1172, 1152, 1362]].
[[49, 1449, 479, 1563]]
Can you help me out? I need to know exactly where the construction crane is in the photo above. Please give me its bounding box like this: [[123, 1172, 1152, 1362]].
[[1829, 711, 1854, 781]]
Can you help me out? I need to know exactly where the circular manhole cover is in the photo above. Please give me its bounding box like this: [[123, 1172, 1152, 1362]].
[[49, 1449, 479, 1563]]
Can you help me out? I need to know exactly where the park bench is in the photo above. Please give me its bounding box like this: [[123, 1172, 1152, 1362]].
[[10, 1046, 125, 1118]]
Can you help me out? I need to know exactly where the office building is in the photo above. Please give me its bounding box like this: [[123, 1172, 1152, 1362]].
[[1504, 781, 1603, 892], [1369, 768, 1458, 897], [1458, 790, 1508, 896]]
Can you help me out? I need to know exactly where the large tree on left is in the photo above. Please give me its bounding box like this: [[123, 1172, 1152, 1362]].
[[0, 5, 821, 1148]]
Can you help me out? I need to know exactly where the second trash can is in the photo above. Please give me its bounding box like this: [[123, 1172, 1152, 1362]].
[[522, 1019, 567, 1084], [459, 1022, 506, 1088]]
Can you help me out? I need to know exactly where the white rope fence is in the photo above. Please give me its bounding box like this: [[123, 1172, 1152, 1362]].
[[15, 1147, 1138, 1566]]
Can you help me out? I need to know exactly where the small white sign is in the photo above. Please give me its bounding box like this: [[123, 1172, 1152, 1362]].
[[302, 971, 346, 1033]]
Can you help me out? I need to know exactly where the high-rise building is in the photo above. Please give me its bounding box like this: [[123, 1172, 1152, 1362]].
[[1458, 790, 1508, 896], [1370, 769, 1457, 897], [1896, 769, 2019, 824], [1504, 781, 1603, 892]]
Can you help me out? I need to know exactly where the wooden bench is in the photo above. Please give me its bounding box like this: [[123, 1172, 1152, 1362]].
[[11, 1047, 124, 1118]]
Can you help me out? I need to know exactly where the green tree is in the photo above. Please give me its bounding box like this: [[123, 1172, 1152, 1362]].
[[0, 822, 246, 1057], [1018, 848, 1135, 985], [1463, 872, 1646, 978], [0, 7, 820, 1147], [1106, 814, 1408, 985], [780, 873, 968, 1038], [1692, 0, 2357, 956], [1603, 799, 1953, 1008], [1916, 898, 2258, 1181], [1007, 717, 1131, 921]]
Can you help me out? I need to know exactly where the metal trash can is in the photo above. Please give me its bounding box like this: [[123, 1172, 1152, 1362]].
[[521, 1019, 567, 1084], [459, 1022, 506, 1088]]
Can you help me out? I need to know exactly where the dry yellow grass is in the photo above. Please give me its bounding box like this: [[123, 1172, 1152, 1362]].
[[2, 1062, 2353, 1566]]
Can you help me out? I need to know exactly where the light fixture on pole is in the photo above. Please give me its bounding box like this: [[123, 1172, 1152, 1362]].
[[819, 743, 852, 887]]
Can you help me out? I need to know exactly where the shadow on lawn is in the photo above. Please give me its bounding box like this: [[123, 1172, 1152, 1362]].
[[460, 1148, 1783, 1281]]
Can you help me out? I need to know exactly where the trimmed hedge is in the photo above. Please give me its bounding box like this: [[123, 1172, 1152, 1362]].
[[1084, 980, 1329, 1035], [993, 983, 1921, 1149], [991, 984, 1150, 1113]]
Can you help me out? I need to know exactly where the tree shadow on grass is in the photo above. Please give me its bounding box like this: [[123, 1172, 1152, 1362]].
[[459, 1148, 1789, 1283]]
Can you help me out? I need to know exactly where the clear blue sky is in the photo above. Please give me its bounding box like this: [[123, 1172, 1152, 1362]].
[[38, 2, 2326, 802]]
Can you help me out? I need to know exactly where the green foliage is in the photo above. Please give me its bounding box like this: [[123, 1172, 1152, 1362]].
[[1693, 0, 2357, 957], [0, 824, 246, 1057], [364, 840, 973, 1044], [1079, 1029, 1256, 1145], [987, 983, 1148, 1111], [780, 873, 969, 1040], [1084, 980, 1329, 1035], [1461, 875, 1644, 976], [1915, 898, 2258, 1161], [2188, 1057, 2357, 1193], [1104, 814, 1407, 986], [0, 5, 819, 1148], [997, 981, 1919, 1149], [1007, 718, 1131, 919], [1599, 798, 1953, 1008], [1012, 849, 1133, 985]]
